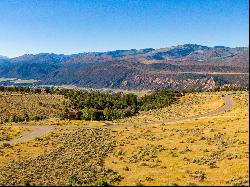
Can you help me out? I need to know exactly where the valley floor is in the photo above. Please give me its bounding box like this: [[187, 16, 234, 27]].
[[0, 91, 248, 186]]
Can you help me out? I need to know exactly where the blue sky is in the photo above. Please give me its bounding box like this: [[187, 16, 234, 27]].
[[0, 0, 249, 57]]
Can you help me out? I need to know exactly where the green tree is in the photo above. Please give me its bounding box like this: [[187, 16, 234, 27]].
[[81, 107, 91, 120], [24, 113, 29, 121], [89, 108, 97, 121], [59, 112, 66, 120], [103, 107, 112, 120]]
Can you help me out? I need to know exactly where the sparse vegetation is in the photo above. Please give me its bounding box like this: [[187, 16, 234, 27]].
[[0, 126, 30, 142], [104, 91, 249, 186], [116, 92, 224, 124], [0, 128, 121, 186], [0, 89, 248, 186], [0, 92, 67, 123]]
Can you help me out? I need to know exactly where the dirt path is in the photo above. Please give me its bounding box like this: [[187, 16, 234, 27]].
[[0, 126, 54, 146], [146, 95, 233, 124], [0, 95, 233, 145]]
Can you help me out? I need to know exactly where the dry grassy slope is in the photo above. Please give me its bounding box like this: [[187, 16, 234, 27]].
[[116, 93, 224, 124], [0, 128, 120, 186], [8, 118, 106, 127], [105, 91, 249, 186], [0, 126, 30, 142], [0, 128, 64, 169], [0, 91, 248, 186], [0, 93, 67, 123]]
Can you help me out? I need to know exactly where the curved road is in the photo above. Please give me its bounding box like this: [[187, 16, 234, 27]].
[[0, 95, 233, 146], [0, 126, 54, 146], [146, 95, 233, 124]]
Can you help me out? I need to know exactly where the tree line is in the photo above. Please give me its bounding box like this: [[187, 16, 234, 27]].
[[0, 114, 47, 124], [1, 85, 248, 122], [0, 86, 50, 94], [57, 89, 180, 121]]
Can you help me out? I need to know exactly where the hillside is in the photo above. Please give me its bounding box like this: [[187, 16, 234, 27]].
[[0, 91, 248, 186], [0, 92, 67, 123], [0, 44, 249, 90]]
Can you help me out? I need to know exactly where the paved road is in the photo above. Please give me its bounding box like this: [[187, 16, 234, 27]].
[[0, 95, 233, 146]]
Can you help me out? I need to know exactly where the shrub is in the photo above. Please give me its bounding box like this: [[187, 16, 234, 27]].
[[2, 143, 11, 148], [96, 179, 109, 186]]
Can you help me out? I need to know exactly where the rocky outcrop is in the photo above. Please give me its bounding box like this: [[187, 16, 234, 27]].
[[130, 75, 217, 91]]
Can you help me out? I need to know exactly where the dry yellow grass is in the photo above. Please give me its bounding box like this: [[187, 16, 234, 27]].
[[7, 118, 107, 127], [0, 126, 30, 142], [105, 91, 249, 186], [0, 127, 118, 186], [55, 119, 107, 127], [0, 93, 67, 123], [0, 129, 57, 169], [116, 92, 224, 124], [0, 91, 248, 186]]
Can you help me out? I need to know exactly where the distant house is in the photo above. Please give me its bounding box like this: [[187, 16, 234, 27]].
[[40, 87, 50, 94], [30, 87, 50, 94], [65, 111, 82, 120], [173, 91, 183, 97]]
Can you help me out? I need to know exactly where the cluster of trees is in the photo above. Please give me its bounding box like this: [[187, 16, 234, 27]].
[[59, 89, 179, 121], [211, 86, 249, 92], [138, 89, 178, 111], [3, 85, 248, 122], [0, 86, 179, 121], [58, 90, 139, 120], [181, 88, 202, 93], [0, 86, 31, 93], [9, 114, 46, 123], [0, 86, 50, 94]]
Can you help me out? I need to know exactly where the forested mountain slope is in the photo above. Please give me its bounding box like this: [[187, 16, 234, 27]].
[[0, 44, 248, 90]]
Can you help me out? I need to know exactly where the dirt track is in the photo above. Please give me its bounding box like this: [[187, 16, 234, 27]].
[[148, 95, 233, 124], [0, 126, 54, 146], [0, 95, 233, 146]]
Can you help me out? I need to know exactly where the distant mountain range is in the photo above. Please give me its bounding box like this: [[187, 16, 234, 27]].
[[0, 55, 9, 60], [0, 44, 249, 90]]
